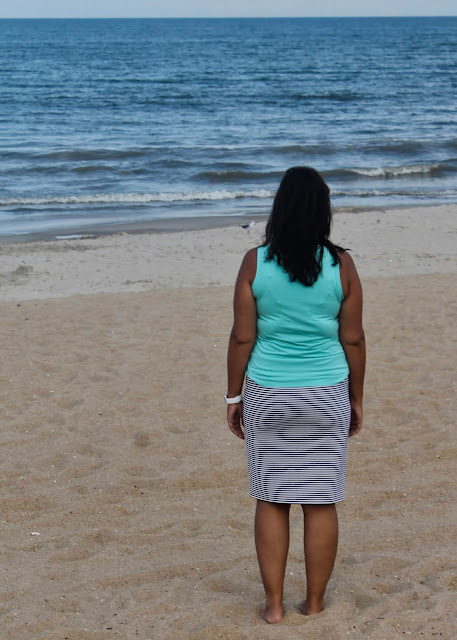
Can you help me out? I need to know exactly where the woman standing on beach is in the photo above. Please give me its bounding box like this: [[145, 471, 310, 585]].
[[226, 167, 365, 624]]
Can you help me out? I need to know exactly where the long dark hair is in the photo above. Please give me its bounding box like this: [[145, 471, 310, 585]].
[[263, 166, 344, 286]]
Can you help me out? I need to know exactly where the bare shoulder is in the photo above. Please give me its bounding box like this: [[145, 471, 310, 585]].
[[337, 249, 361, 299], [338, 249, 360, 278], [238, 247, 258, 283], [338, 248, 355, 269], [244, 246, 258, 262]]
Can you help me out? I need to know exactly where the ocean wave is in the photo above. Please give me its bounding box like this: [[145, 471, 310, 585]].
[[1, 148, 154, 162], [194, 169, 283, 182], [332, 188, 457, 197], [0, 190, 274, 207], [4, 140, 457, 167], [0, 144, 301, 162], [254, 140, 457, 158], [361, 140, 428, 154], [251, 144, 337, 156], [327, 163, 455, 179]]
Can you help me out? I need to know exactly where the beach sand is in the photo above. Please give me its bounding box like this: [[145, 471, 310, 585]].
[[1, 205, 456, 639]]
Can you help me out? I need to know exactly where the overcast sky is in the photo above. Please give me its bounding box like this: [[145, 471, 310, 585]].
[[2, 0, 457, 19]]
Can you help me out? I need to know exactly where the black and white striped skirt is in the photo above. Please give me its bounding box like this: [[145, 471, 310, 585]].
[[242, 376, 351, 504]]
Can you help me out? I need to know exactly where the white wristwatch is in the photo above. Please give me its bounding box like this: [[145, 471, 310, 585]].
[[224, 394, 243, 404]]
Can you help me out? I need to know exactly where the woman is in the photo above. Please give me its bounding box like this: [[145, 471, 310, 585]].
[[225, 167, 365, 624]]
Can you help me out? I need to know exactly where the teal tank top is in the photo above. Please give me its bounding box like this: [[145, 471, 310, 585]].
[[246, 245, 349, 387]]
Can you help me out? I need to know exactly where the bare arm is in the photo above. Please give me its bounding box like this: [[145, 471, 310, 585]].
[[338, 251, 366, 436], [226, 248, 257, 439]]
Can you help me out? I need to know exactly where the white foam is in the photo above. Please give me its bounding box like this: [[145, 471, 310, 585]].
[[353, 163, 441, 177], [55, 234, 96, 240], [0, 189, 274, 207]]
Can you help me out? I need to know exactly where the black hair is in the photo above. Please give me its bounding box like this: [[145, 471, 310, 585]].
[[263, 166, 344, 286]]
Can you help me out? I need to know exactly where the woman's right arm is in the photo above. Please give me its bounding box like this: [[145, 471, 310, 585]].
[[338, 251, 366, 437]]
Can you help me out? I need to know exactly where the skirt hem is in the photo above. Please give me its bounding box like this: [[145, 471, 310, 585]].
[[249, 492, 345, 505]]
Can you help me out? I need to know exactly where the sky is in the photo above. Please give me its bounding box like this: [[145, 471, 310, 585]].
[[1, 0, 457, 19]]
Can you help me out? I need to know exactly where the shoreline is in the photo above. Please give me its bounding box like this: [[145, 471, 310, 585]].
[[1, 203, 456, 302], [0, 201, 450, 246], [0, 213, 269, 246]]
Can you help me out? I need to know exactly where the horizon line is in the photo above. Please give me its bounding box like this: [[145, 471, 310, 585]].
[[1, 15, 457, 20]]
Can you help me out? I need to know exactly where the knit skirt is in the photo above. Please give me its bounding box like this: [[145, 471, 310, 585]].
[[242, 376, 351, 504]]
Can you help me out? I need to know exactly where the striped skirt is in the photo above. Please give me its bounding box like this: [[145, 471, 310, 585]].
[[242, 376, 351, 504]]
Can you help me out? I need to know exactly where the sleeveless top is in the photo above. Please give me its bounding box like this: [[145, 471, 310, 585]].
[[246, 245, 349, 387]]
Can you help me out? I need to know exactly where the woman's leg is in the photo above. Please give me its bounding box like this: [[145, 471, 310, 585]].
[[299, 504, 338, 615], [254, 499, 291, 623]]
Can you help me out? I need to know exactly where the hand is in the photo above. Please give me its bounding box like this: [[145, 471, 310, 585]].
[[227, 402, 245, 440], [349, 401, 363, 437]]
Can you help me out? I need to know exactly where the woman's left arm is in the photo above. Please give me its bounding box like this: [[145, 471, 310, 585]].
[[226, 248, 258, 439]]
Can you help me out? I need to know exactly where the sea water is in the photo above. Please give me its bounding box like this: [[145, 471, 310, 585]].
[[0, 17, 456, 236]]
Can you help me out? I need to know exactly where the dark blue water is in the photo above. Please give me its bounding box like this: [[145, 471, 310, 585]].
[[1, 17, 457, 236]]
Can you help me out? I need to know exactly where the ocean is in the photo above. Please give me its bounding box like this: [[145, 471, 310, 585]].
[[0, 17, 456, 237]]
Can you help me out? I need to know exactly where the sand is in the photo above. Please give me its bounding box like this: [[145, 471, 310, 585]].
[[0, 205, 456, 639], [1, 205, 457, 300]]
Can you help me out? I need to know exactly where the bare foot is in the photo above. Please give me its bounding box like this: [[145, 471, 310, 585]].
[[298, 599, 324, 616], [261, 603, 284, 624]]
